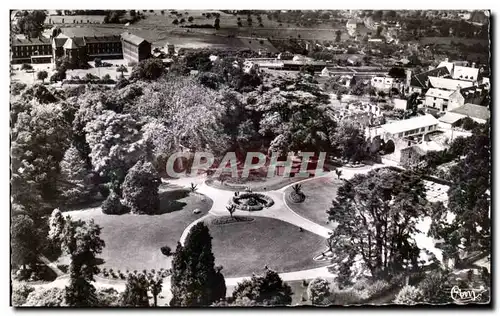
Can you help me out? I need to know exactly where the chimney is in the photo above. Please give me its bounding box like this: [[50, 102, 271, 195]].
[[444, 58, 449, 62], [471, 62, 476, 68]]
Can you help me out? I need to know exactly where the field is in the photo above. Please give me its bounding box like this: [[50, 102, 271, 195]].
[[284, 177, 342, 228], [205, 216, 328, 277], [61, 188, 212, 271]]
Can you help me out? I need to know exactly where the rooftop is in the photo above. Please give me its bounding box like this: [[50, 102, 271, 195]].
[[425, 88, 454, 99], [381, 114, 439, 135], [11, 36, 52, 46], [121, 32, 147, 46], [410, 66, 450, 88], [449, 103, 490, 121], [452, 66, 479, 81], [428, 76, 473, 91]]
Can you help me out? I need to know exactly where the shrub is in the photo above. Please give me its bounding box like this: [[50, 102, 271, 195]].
[[330, 288, 363, 305], [365, 280, 390, 299], [101, 192, 129, 215], [115, 78, 130, 89], [394, 285, 423, 305], [21, 63, 33, 70], [307, 277, 331, 305], [11, 284, 35, 306]]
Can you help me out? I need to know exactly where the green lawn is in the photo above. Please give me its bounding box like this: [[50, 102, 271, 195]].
[[284, 177, 343, 228], [205, 216, 328, 278], [63, 188, 212, 272]]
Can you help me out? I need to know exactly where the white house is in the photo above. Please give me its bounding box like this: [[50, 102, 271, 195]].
[[371, 76, 403, 92], [425, 88, 454, 111], [380, 114, 439, 139], [438, 103, 490, 129]]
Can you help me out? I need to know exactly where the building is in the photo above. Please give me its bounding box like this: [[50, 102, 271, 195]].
[[376, 114, 439, 140], [448, 83, 490, 111], [371, 76, 404, 92], [121, 32, 151, 64], [428, 76, 473, 91], [438, 103, 490, 129], [407, 66, 450, 94], [277, 51, 294, 60], [52, 34, 122, 64], [165, 42, 175, 55], [452, 65, 479, 81], [11, 36, 53, 64], [424, 88, 454, 111]]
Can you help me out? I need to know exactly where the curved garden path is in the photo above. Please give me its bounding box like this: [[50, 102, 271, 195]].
[[28, 163, 395, 305]]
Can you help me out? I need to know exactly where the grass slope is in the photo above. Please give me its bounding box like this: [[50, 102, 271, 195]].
[[284, 177, 342, 228], [206, 216, 327, 278], [63, 189, 212, 271]]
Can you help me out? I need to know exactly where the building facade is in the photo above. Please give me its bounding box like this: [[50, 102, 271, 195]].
[[11, 37, 53, 64], [121, 32, 151, 64]]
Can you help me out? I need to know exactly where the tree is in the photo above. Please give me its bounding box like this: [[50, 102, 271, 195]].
[[59, 145, 95, 204], [61, 219, 105, 306], [11, 215, 39, 270], [335, 30, 341, 42], [12, 284, 35, 306], [214, 17, 220, 30], [121, 273, 150, 306], [394, 285, 423, 305], [172, 19, 179, 25], [101, 192, 128, 215], [130, 58, 165, 81], [335, 168, 342, 179], [170, 223, 226, 306], [188, 16, 194, 22], [48, 208, 67, 245], [16, 10, 47, 37], [84, 111, 146, 194], [121, 160, 161, 215], [226, 205, 236, 218], [232, 269, 292, 306], [148, 274, 163, 307], [37, 70, 48, 83], [327, 169, 426, 279], [11, 103, 71, 208], [307, 277, 331, 305], [94, 58, 102, 67], [331, 120, 369, 163], [117, 65, 128, 78]]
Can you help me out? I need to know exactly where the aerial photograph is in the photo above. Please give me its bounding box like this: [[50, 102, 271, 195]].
[[9, 9, 491, 307]]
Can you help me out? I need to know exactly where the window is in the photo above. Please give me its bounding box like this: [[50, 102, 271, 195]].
[[433, 102, 436, 107]]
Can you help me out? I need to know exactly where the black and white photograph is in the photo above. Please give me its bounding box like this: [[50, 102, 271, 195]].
[[8, 6, 492, 308]]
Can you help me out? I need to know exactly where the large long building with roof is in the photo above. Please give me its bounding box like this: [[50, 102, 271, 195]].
[[10, 27, 150, 65]]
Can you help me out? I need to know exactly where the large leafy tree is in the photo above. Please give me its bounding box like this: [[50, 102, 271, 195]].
[[61, 219, 105, 307], [170, 223, 226, 306], [11, 214, 40, 270], [132, 77, 231, 157], [84, 110, 146, 194], [59, 145, 95, 204], [327, 169, 426, 280], [11, 103, 71, 210], [231, 269, 293, 306], [121, 160, 161, 214], [130, 58, 165, 81], [121, 273, 150, 307], [331, 120, 370, 162], [248, 75, 336, 156]]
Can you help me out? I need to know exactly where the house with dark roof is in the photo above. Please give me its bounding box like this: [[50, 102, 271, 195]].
[[121, 32, 151, 64], [407, 66, 450, 95]]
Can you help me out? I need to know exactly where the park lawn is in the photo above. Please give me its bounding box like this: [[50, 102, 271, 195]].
[[285, 177, 343, 228], [62, 188, 212, 272], [205, 216, 327, 278]]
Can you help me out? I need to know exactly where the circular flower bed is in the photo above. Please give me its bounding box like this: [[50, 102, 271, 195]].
[[289, 191, 306, 203], [230, 193, 274, 211]]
